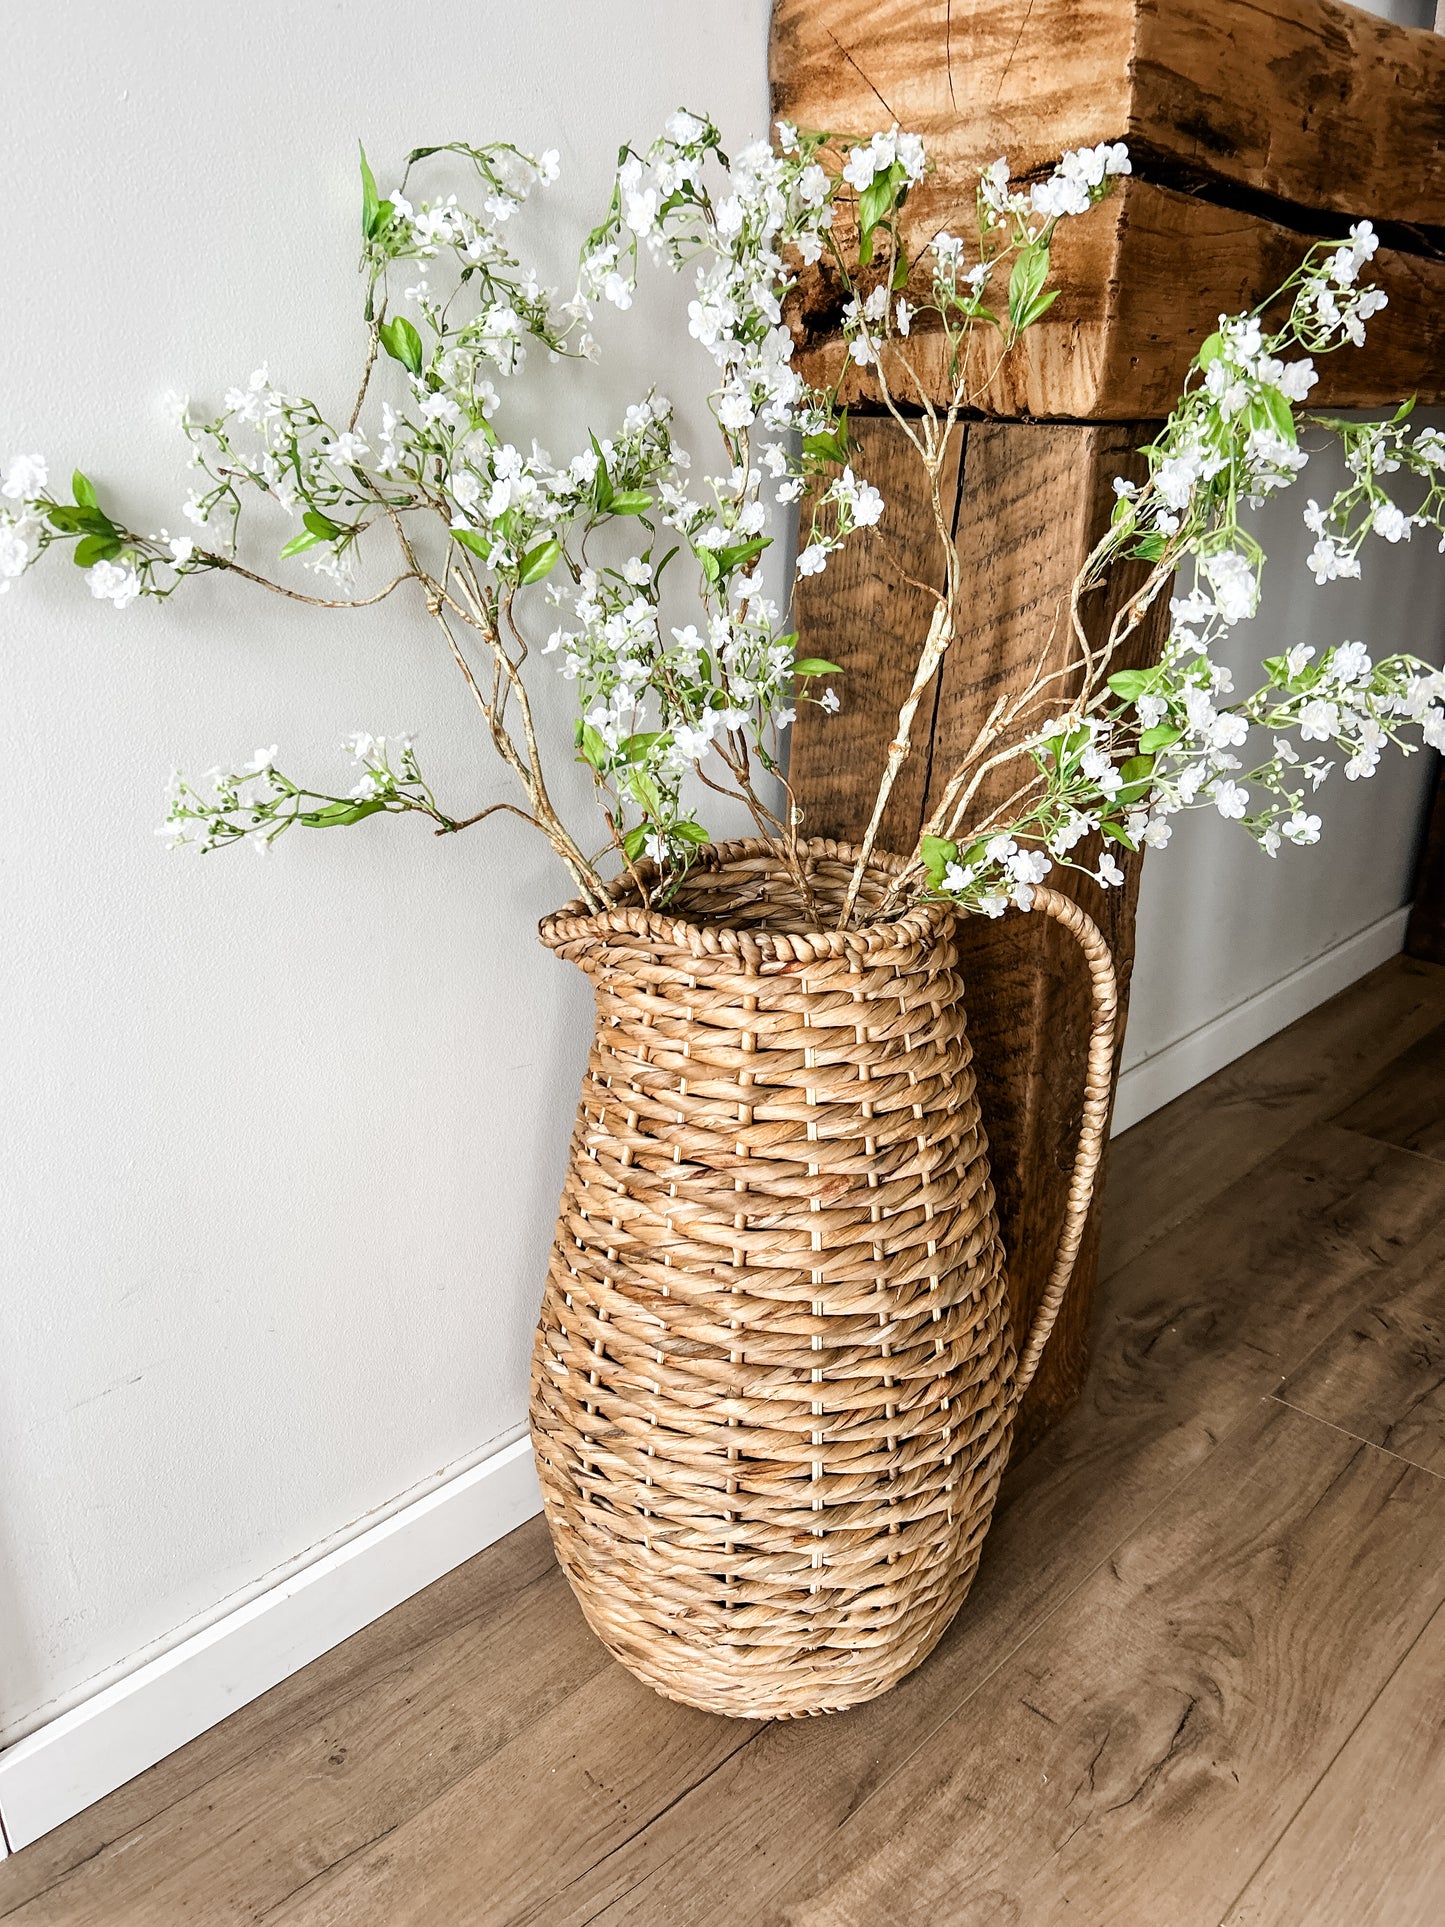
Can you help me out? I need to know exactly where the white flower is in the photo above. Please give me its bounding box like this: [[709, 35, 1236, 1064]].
[[1202, 548, 1258, 624], [1307, 536, 1360, 585], [1298, 698, 1340, 742], [87, 558, 141, 608], [168, 534, 194, 566], [666, 110, 707, 145], [1, 452, 47, 501], [1330, 641, 1372, 684], [1210, 778, 1250, 819], [819, 687, 840, 714], [1141, 816, 1172, 849], [796, 543, 829, 577], [895, 298, 913, 336], [1283, 811, 1322, 845], [1007, 848, 1052, 885], [942, 861, 976, 893], [320, 431, 369, 466], [0, 514, 38, 582], [978, 893, 1009, 918], [1372, 500, 1411, 543], [1096, 852, 1126, 888], [1284, 644, 1315, 680], [535, 148, 560, 184], [242, 745, 278, 775]]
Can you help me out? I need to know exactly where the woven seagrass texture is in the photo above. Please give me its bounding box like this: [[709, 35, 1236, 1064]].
[[531, 839, 1113, 1718]]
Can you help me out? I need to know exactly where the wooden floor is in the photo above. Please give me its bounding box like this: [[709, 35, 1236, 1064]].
[[4, 955, 1445, 1926]]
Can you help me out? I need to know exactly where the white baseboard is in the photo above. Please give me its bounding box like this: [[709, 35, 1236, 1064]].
[[1111, 907, 1410, 1136], [0, 1435, 541, 1853]]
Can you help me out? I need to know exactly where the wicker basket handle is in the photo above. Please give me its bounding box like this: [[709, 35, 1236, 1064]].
[[1008, 885, 1119, 1408]]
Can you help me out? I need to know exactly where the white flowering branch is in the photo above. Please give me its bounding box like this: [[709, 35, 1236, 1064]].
[[3, 120, 1443, 930]]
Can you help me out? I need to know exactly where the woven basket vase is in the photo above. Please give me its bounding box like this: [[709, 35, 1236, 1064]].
[[532, 838, 1116, 1719]]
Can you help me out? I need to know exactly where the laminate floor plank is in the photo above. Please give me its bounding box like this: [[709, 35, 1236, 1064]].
[[1331, 1016, 1445, 1163], [480, 1128, 1445, 1927], [754, 1401, 1445, 1927], [1, 1536, 611, 1926], [264, 1669, 762, 1927], [1274, 1211, 1445, 1477], [0, 1514, 560, 1916], [1221, 1597, 1445, 1927], [1101, 956, 1445, 1281]]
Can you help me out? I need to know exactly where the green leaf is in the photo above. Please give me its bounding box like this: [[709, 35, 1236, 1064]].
[[1132, 533, 1169, 561], [606, 490, 653, 516], [1101, 820, 1139, 850], [299, 799, 387, 827], [1255, 383, 1297, 444], [856, 160, 907, 266], [794, 657, 842, 677], [920, 834, 958, 884], [697, 546, 722, 586], [622, 732, 664, 765], [378, 315, 424, 377], [715, 535, 769, 576], [1196, 331, 1225, 369], [46, 503, 117, 537], [71, 469, 98, 509], [279, 530, 326, 559], [516, 537, 561, 585], [1117, 753, 1155, 805], [672, 821, 710, 845], [1107, 668, 1154, 701], [451, 527, 492, 560], [1007, 241, 1050, 333], [627, 770, 663, 818], [302, 508, 345, 541], [621, 824, 650, 861], [72, 533, 122, 567], [359, 142, 380, 239], [576, 722, 610, 772], [589, 434, 614, 513], [1018, 286, 1059, 330], [1138, 723, 1183, 754]]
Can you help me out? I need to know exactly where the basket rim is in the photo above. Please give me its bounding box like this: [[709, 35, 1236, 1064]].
[[538, 835, 952, 965]]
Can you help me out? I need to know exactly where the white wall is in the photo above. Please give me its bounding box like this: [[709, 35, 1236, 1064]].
[[2, 0, 1440, 1782], [0, 0, 774, 1747]]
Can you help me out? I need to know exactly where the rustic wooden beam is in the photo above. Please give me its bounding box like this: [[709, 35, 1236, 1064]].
[[790, 418, 1170, 1448], [774, 0, 1445, 417]]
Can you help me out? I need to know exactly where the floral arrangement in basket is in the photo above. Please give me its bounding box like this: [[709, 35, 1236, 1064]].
[[7, 114, 1445, 1721], [4, 114, 1442, 924]]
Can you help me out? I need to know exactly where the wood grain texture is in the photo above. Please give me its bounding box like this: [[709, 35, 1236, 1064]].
[[790, 417, 1170, 1447], [0, 1529, 612, 1926], [1334, 1016, 1445, 1164], [1222, 1599, 1445, 1927], [771, 0, 1445, 416], [1102, 955, 1445, 1279], [788, 182, 1445, 419], [6, 986, 1445, 1923], [0, 1514, 561, 1916], [1278, 1217, 1445, 1479], [1406, 762, 1445, 965], [757, 1398, 1445, 1927], [770, 0, 1445, 226]]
